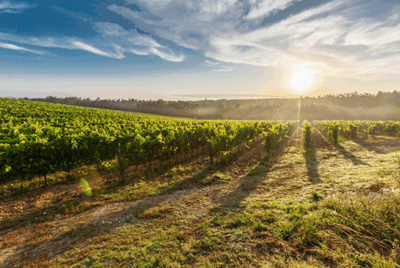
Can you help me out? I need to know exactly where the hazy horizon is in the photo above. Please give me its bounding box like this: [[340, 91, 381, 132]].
[[0, 89, 296, 101]]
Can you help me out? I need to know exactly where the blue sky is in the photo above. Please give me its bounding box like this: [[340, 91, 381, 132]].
[[0, 0, 399, 99]]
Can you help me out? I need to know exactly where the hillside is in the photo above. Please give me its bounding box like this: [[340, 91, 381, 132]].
[[1, 119, 400, 267]]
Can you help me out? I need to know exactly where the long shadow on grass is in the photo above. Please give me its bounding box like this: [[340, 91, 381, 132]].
[[211, 131, 294, 210], [335, 143, 369, 166], [304, 148, 321, 184], [302, 130, 324, 184], [353, 139, 385, 154], [3, 141, 266, 267], [2, 166, 214, 267], [312, 125, 369, 166], [212, 162, 272, 209], [0, 152, 213, 233], [353, 137, 400, 155]]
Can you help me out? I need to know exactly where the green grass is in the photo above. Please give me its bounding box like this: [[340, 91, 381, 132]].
[[311, 191, 321, 201], [49, 193, 400, 268], [247, 164, 268, 176], [201, 172, 232, 185]]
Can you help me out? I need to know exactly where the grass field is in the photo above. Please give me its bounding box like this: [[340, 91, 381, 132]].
[[1, 124, 400, 267]]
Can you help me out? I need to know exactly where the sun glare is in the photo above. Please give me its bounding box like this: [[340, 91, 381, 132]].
[[290, 69, 315, 93]]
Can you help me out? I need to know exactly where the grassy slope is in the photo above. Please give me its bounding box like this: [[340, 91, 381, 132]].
[[1, 127, 400, 267]]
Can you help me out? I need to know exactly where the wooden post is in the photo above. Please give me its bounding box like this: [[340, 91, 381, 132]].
[[350, 125, 357, 139], [116, 147, 123, 179], [96, 160, 101, 170], [208, 141, 214, 165]]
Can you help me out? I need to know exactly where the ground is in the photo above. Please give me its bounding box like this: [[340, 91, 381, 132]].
[[1, 126, 400, 267]]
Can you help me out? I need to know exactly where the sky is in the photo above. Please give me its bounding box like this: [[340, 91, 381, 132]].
[[0, 0, 399, 100]]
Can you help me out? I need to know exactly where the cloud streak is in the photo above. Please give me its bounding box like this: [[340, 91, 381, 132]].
[[203, 59, 234, 72], [246, 0, 297, 19], [0, 42, 44, 54], [0, 24, 185, 61], [0, 33, 119, 58], [0, 0, 33, 14], [94, 21, 185, 62], [70, 40, 122, 59]]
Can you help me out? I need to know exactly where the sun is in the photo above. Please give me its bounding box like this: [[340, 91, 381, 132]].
[[290, 69, 315, 93]]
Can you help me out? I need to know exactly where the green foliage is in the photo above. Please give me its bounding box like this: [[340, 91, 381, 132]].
[[369, 125, 376, 137], [330, 125, 339, 144], [254, 222, 269, 232], [315, 120, 400, 143], [100, 161, 119, 173], [79, 178, 93, 197], [247, 164, 268, 176], [310, 191, 320, 201], [263, 122, 294, 154], [210, 121, 273, 157], [314, 121, 339, 144], [226, 215, 253, 228], [350, 124, 357, 139], [0, 98, 294, 183], [303, 121, 312, 149]]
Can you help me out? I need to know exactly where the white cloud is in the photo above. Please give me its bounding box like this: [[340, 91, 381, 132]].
[[0, 0, 33, 13], [113, 0, 400, 79], [112, 1, 247, 52], [0, 42, 44, 54], [203, 59, 233, 72], [0, 33, 124, 58], [246, 0, 296, 19], [94, 22, 185, 62], [70, 40, 121, 59], [214, 66, 234, 72], [204, 60, 219, 67], [0, 21, 184, 61]]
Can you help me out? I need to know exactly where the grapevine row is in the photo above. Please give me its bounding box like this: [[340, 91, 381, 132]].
[[314, 120, 400, 143], [0, 98, 294, 183]]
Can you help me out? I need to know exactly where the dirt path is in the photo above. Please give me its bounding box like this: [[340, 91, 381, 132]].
[[1, 127, 400, 267]]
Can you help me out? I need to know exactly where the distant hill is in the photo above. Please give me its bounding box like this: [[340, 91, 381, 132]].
[[32, 91, 400, 120], [0, 90, 74, 99]]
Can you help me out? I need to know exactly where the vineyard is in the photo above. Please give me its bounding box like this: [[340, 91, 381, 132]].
[[315, 120, 400, 143], [0, 98, 293, 187], [1, 99, 400, 267]]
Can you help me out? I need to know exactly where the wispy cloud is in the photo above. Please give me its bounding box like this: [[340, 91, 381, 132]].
[[0, 0, 34, 14], [70, 40, 121, 59], [94, 21, 185, 62], [213, 66, 235, 72], [0, 33, 121, 58], [115, 0, 400, 79], [246, 0, 296, 19], [204, 60, 219, 67], [0, 23, 184, 61], [0, 42, 44, 54], [203, 59, 234, 72]]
